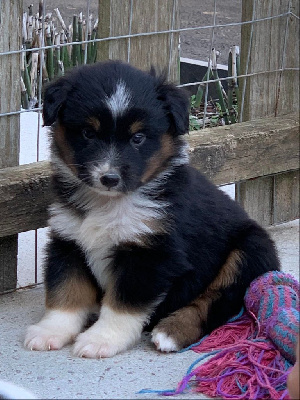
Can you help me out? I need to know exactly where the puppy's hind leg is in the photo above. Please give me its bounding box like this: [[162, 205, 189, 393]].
[[152, 223, 280, 352], [152, 304, 204, 352], [152, 250, 244, 352], [24, 237, 99, 351]]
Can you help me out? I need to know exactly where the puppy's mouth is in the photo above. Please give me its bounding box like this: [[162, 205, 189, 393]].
[[92, 186, 123, 197]]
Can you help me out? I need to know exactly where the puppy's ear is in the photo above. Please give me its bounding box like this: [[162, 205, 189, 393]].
[[152, 69, 189, 136], [42, 79, 69, 126]]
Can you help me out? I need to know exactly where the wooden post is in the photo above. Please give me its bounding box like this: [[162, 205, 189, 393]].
[[238, 0, 299, 226], [0, 0, 22, 292], [97, 0, 180, 83]]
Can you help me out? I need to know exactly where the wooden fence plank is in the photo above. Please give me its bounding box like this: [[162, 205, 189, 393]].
[[0, 162, 52, 238], [0, 235, 18, 293], [97, 0, 180, 82], [188, 112, 299, 185], [0, 0, 21, 169], [236, 177, 274, 226], [274, 171, 300, 223], [0, 113, 298, 238], [0, 0, 22, 292], [240, 0, 298, 121], [239, 0, 299, 226]]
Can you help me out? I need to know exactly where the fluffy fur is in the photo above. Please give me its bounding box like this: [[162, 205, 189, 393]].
[[24, 61, 280, 358]]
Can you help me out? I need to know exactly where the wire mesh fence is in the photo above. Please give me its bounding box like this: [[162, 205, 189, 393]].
[[0, 1, 298, 121], [0, 0, 299, 290]]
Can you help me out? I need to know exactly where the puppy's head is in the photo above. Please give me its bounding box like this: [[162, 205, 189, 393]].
[[44, 61, 189, 196]]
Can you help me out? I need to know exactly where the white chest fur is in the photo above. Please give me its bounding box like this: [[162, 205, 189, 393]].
[[49, 192, 167, 288]]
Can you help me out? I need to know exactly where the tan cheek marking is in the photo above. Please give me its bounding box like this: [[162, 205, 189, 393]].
[[141, 133, 175, 183], [130, 120, 144, 134], [46, 274, 98, 311], [161, 133, 176, 158], [153, 250, 242, 348], [87, 117, 101, 131], [53, 124, 78, 175]]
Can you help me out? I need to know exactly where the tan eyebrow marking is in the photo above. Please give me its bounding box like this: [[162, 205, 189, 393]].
[[129, 121, 144, 135], [87, 117, 101, 131]]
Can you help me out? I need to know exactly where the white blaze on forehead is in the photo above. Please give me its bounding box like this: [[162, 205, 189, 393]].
[[105, 80, 132, 117]]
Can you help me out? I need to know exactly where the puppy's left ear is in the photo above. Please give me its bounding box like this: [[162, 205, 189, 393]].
[[153, 71, 189, 136], [42, 78, 70, 126]]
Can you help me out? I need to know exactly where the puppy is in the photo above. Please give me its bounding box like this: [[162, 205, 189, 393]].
[[24, 60, 280, 358]]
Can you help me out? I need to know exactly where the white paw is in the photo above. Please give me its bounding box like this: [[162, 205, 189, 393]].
[[151, 329, 179, 352], [24, 324, 74, 351], [24, 309, 86, 351], [73, 330, 125, 358]]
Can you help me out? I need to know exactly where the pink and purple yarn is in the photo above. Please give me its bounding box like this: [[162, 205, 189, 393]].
[[140, 271, 299, 399], [245, 271, 299, 364]]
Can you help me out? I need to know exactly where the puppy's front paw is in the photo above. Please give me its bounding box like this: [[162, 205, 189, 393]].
[[151, 329, 179, 352], [24, 324, 74, 351], [73, 330, 124, 358], [72, 304, 146, 358], [24, 310, 86, 351]]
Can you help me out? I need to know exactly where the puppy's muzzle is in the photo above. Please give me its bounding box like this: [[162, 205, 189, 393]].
[[100, 173, 121, 189]]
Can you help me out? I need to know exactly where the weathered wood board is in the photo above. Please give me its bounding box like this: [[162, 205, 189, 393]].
[[188, 113, 299, 186], [239, 0, 299, 225], [0, 162, 52, 238], [0, 235, 18, 293], [0, 0, 21, 169], [236, 177, 274, 226], [97, 0, 180, 82], [0, 0, 22, 292], [274, 170, 300, 223]]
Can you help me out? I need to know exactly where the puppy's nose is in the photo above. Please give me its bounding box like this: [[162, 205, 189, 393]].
[[100, 173, 121, 188]]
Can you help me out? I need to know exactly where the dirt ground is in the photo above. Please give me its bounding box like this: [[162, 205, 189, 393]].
[[26, 0, 241, 65]]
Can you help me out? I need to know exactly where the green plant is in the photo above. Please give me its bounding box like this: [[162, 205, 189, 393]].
[[189, 114, 202, 131], [189, 47, 240, 130], [21, 4, 98, 109]]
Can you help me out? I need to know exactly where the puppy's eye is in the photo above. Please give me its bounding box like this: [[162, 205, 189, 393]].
[[82, 129, 96, 140], [130, 133, 146, 147]]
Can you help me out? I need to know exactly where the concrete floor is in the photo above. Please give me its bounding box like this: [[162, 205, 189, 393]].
[[0, 220, 299, 399]]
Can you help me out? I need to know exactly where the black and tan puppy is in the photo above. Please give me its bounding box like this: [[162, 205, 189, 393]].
[[24, 61, 280, 358]]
